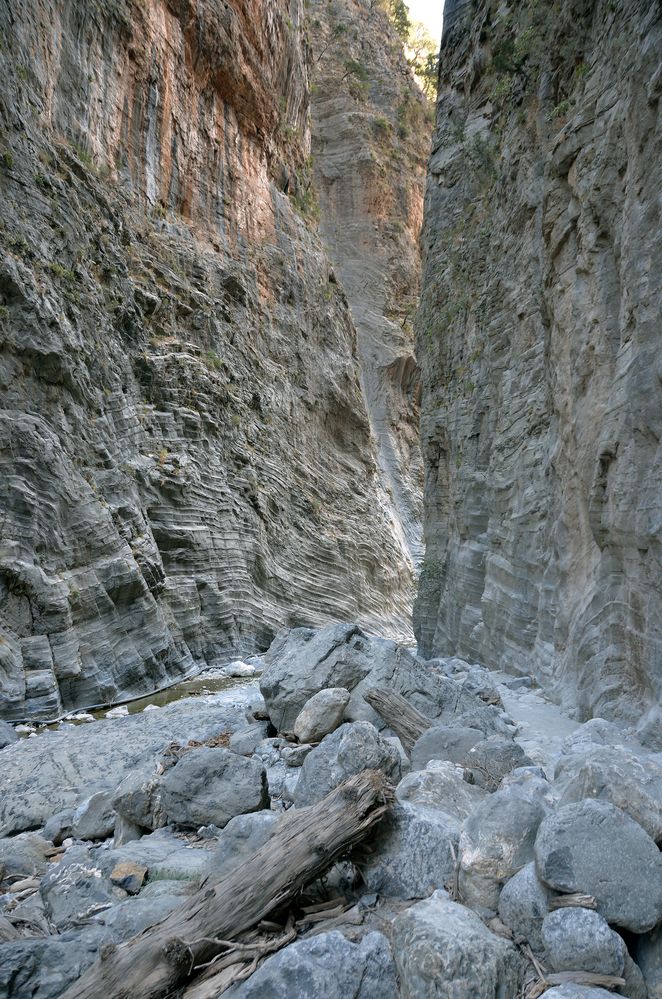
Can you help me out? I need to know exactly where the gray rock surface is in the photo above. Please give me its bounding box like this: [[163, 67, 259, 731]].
[[292, 721, 401, 808], [555, 745, 662, 842], [0, 935, 100, 999], [228, 722, 272, 757], [535, 800, 662, 932], [261, 623, 499, 734], [0, 0, 417, 722], [112, 767, 165, 833], [414, 0, 662, 729], [0, 721, 18, 749], [497, 862, 553, 952], [96, 827, 211, 883], [293, 687, 350, 743], [0, 689, 250, 835], [361, 803, 460, 900], [392, 890, 522, 998], [463, 736, 534, 789], [541, 908, 625, 976], [396, 760, 487, 819], [72, 789, 116, 841], [459, 789, 546, 910], [161, 746, 269, 829], [224, 930, 397, 998], [542, 990, 627, 999], [410, 724, 483, 771], [40, 846, 119, 930], [0, 832, 52, 877], [202, 811, 280, 882], [635, 923, 662, 999]]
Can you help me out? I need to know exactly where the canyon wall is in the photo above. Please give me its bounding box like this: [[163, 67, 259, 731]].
[[308, 0, 428, 564], [0, 0, 415, 720], [415, 0, 662, 736]]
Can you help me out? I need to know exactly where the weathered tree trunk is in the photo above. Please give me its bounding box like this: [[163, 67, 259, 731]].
[[363, 687, 431, 751], [63, 770, 392, 999]]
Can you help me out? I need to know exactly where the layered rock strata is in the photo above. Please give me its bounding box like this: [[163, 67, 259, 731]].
[[308, 0, 429, 563], [415, 0, 662, 729], [0, 0, 414, 719]]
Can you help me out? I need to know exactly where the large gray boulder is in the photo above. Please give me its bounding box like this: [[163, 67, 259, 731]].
[[113, 767, 165, 833], [0, 831, 52, 877], [96, 827, 214, 884], [260, 624, 497, 734], [497, 862, 553, 952], [0, 935, 101, 999], [293, 721, 401, 807], [555, 745, 662, 842], [361, 803, 460, 900], [535, 800, 662, 932], [40, 846, 120, 930], [463, 736, 534, 789], [541, 908, 625, 976], [542, 989, 628, 999], [71, 789, 116, 841], [224, 930, 396, 998], [410, 724, 483, 771], [459, 789, 546, 909], [201, 811, 280, 882], [0, 690, 252, 836], [0, 720, 18, 749], [392, 891, 522, 998], [635, 923, 662, 999], [293, 687, 350, 743], [396, 760, 487, 820], [161, 746, 269, 829]]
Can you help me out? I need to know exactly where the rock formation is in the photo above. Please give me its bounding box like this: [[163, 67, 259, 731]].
[[0, 0, 421, 719], [308, 0, 429, 563], [415, 0, 662, 731]]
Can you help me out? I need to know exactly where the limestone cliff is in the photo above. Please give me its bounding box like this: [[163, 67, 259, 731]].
[[415, 0, 662, 734], [0, 0, 414, 720], [308, 0, 429, 564]]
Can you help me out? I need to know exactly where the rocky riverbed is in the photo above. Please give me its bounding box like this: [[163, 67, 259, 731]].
[[0, 623, 660, 998]]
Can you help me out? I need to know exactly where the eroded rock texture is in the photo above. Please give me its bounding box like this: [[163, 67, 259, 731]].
[[308, 0, 428, 562], [0, 0, 414, 719], [415, 0, 662, 728]]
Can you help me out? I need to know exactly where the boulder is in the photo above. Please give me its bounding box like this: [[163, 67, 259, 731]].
[[561, 719, 634, 756], [40, 846, 119, 930], [542, 989, 627, 998], [555, 745, 662, 842], [223, 930, 396, 998], [0, 689, 252, 837], [499, 767, 558, 807], [43, 809, 75, 846], [93, 892, 182, 942], [281, 743, 314, 767], [0, 831, 52, 877], [534, 800, 662, 932], [202, 811, 280, 882], [541, 907, 625, 976], [228, 722, 272, 756], [161, 746, 269, 829], [293, 721, 401, 807], [293, 687, 350, 743], [72, 789, 116, 841], [113, 814, 144, 846], [463, 736, 534, 789], [112, 763, 167, 833], [392, 890, 522, 998], [260, 624, 496, 735], [0, 720, 18, 749], [396, 760, 487, 820], [0, 936, 100, 999], [634, 923, 662, 999], [497, 862, 553, 952], [410, 724, 483, 771], [361, 802, 460, 900], [459, 789, 546, 910], [96, 827, 212, 883], [109, 861, 147, 894]]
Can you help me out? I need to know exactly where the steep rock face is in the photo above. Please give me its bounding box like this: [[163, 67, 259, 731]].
[[0, 0, 413, 719], [415, 0, 662, 728], [308, 0, 428, 563]]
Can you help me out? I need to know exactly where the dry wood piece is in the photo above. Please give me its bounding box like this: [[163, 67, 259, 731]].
[[548, 893, 598, 910], [362, 687, 432, 751], [63, 769, 392, 999]]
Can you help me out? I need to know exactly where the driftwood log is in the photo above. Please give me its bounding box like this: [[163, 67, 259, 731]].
[[63, 769, 392, 999], [363, 687, 432, 751]]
